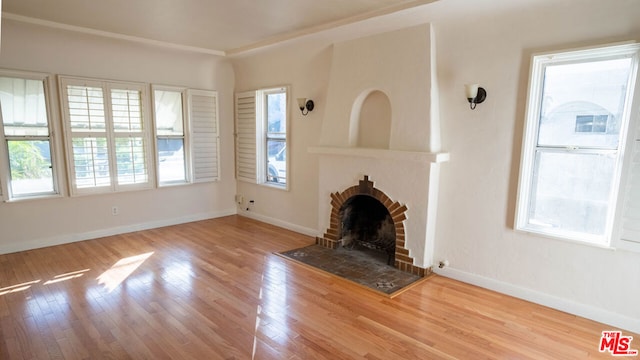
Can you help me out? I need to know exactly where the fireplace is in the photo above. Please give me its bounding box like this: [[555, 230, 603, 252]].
[[310, 24, 449, 276], [316, 175, 428, 277]]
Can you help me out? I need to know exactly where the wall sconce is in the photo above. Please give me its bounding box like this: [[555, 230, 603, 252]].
[[465, 84, 487, 110], [297, 98, 314, 116]]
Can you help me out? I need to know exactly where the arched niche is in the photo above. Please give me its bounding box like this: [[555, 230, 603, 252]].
[[348, 90, 391, 149]]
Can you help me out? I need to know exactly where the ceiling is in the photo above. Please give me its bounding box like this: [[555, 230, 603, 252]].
[[2, 0, 440, 56]]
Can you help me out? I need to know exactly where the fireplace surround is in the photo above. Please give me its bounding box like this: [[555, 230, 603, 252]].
[[316, 175, 429, 277], [310, 24, 449, 275]]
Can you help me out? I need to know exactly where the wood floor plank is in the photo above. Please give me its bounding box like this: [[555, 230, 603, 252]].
[[0, 215, 634, 359]]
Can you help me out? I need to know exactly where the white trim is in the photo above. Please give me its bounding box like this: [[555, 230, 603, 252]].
[[0, 209, 236, 255], [2, 13, 226, 57], [238, 210, 318, 238], [225, 0, 439, 56], [434, 266, 640, 334], [308, 146, 450, 163]]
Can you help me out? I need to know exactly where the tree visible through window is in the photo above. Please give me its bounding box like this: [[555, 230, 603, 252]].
[[0, 75, 57, 199]]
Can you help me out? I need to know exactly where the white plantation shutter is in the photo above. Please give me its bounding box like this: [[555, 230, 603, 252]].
[[187, 89, 219, 182], [110, 88, 149, 185], [235, 91, 257, 183], [59, 76, 152, 194], [66, 84, 106, 131], [60, 78, 112, 191]]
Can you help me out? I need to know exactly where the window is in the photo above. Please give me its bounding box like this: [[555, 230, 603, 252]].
[[59, 76, 152, 195], [152, 86, 220, 185], [235, 86, 289, 188], [263, 89, 288, 186], [153, 87, 187, 184], [516, 43, 640, 246], [0, 72, 59, 200]]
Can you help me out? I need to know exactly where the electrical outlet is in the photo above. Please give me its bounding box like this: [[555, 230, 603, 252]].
[[235, 194, 244, 204], [112, 206, 119, 216]]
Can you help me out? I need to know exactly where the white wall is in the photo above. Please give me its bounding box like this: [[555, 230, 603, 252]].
[[320, 24, 433, 152], [231, 41, 330, 235], [0, 20, 237, 253], [229, 0, 640, 332], [430, 0, 640, 333]]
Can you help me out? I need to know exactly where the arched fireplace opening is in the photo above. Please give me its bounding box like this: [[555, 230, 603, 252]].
[[340, 195, 395, 265], [316, 175, 428, 277]]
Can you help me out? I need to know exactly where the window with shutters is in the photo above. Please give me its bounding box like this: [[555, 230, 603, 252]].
[[516, 42, 640, 247], [235, 86, 289, 189], [152, 86, 219, 185], [0, 71, 60, 200], [59, 76, 152, 195]]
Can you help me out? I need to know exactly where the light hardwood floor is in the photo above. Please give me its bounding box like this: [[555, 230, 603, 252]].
[[0, 216, 633, 359]]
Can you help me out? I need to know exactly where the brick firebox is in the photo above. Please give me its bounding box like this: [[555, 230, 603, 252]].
[[316, 175, 430, 277]]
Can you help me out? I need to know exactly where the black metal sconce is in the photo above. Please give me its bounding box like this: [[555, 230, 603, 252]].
[[297, 98, 314, 116], [465, 84, 487, 110]]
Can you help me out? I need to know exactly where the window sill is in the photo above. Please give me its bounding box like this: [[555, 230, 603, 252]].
[[260, 181, 288, 191], [158, 181, 190, 188], [3, 193, 63, 203], [516, 226, 615, 251], [614, 238, 640, 253]]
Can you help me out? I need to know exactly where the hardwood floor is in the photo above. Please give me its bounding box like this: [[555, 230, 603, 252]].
[[0, 215, 632, 359]]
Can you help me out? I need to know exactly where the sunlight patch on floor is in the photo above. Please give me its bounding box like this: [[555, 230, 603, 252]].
[[0, 279, 41, 296], [44, 269, 90, 285], [97, 252, 154, 292], [252, 256, 289, 359]]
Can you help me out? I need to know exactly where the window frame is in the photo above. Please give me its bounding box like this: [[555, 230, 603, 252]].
[[0, 70, 62, 201], [612, 55, 640, 252], [235, 86, 290, 190], [151, 85, 220, 186], [515, 42, 640, 247], [58, 76, 154, 196], [151, 85, 190, 186], [258, 86, 289, 189]]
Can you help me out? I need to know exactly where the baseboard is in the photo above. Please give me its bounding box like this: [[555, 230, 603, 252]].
[[433, 267, 640, 334], [239, 210, 319, 238], [0, 208, 237, 255]]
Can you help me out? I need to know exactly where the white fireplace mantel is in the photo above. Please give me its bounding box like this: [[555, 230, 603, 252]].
[[308, 146, 450, 164], [313, 145, 448, 268]]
